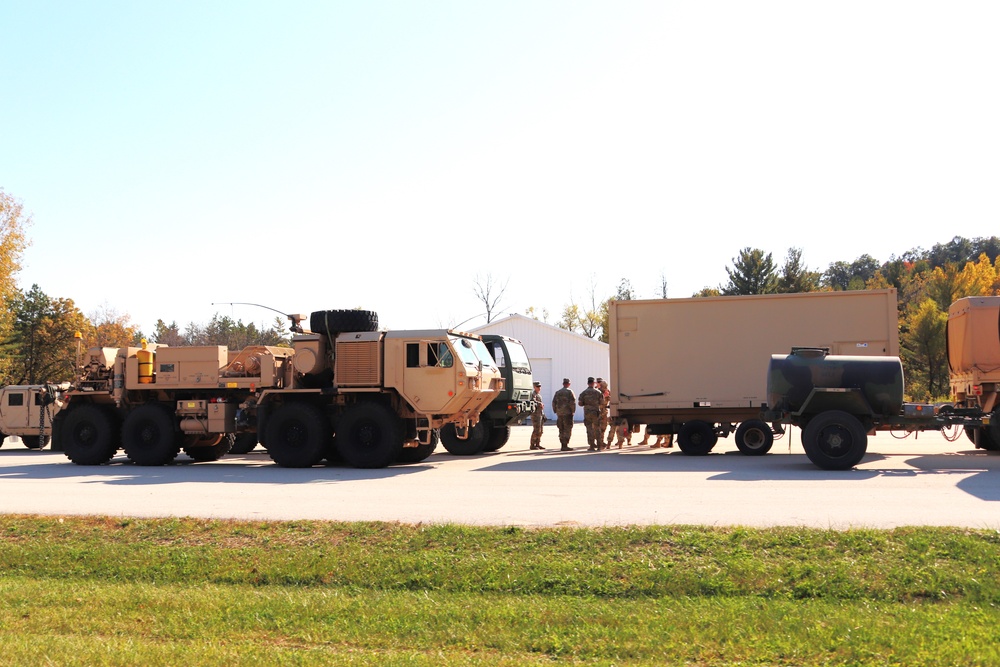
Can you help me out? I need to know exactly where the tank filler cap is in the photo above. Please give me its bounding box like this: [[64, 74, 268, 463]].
[[789, 347, 830, 358]]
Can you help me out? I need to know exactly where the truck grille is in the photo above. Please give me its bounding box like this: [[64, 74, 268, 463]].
[[336, 341, 381, 386]]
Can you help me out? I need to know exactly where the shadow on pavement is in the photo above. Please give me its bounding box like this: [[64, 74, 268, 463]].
[[0, 450, 430, 485]]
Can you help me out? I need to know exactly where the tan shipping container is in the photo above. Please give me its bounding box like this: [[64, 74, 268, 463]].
[[609, 289, 899, 427], [948, 296, 1000, 416]]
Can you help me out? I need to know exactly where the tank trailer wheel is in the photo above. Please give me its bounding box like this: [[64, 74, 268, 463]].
[[265, 402, 329, 468], [735, 419, 774, 456], [229, 433, 259, 455], [184, 434, 235, 462], [677, 420, 717, 456], [439, 421, 489, 456], [482, 425, 511, 452], [122, 404, 182, 466], [335, 402, 404, 468], [802, 410, 868, 470], [62, 404, 120, 465]]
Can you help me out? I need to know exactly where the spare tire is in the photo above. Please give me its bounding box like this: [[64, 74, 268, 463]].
[[310, 310, 378, 335]]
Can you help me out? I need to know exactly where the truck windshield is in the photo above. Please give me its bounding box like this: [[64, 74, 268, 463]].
[[505, 341, 532, 373], [452, 336, 496, 368]]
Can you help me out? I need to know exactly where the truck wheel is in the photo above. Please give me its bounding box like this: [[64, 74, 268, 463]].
[[265, 402, 329, 468], [677, 420, 717, 455], [964, 425, 1000, 451], [62, 404, 120, 465], [229, 433, 258, 454], [396, 431, 438, 464], [439, 421, 489, 455], [482, 425, 511, 452], [802, 410, 867, 470], [336, 402, 404, 468], [184, 434, 235, 462], [735, 419, 773, 456], [21, 435, 49, 450], [309, 309, 379, 335], [123, 404, 181, 466]]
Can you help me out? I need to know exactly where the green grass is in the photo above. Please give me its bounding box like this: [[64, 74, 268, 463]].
[[0, 517, 998, 665]]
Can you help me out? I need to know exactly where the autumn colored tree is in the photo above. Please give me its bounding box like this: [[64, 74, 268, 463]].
[[5, 284, 89, 384], [0, 189, 32, 381], [86, 303, 142, 348]]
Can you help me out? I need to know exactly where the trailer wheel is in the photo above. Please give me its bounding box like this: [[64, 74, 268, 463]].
[[62, 404, 120, 465], [802, 410, 867, 470], [184, 434, 235, 462], [336, 402, 404, 468], [482, 425, 511, 452], [309, 309, 379, 335], [677, 420, 717, 455], [229, 433, 258, 455], [735, 419, 773, 456], [964, 425, 1000, 451], [396, 431, 438, 464], [265, 402, 329, 468], [439, 421, 489, 456], [123, 404, 181, 466]]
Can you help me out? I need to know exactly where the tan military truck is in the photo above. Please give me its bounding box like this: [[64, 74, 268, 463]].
[[948, 296, 1000, 450], [609, 289, 900, 456], [55, 309, 503, 468], [0, 383, 68, 449]]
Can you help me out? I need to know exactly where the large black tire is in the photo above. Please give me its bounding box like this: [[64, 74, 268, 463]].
[[265, 402, 329, 468], [735, 419, 774, 456], [122, 404, 181, 466], [61, 404, 120, 465], [309, 309, 379, 335], [184, 434, 235, 462], [439, 421, 489, 455], [0, 432, 5, 448], [802, 410, 868, 470], [21, 435, 48, 450], [677, 420, 717, 456], [336, 402, 404, 468], [964, 425, 1000, 451], [229, 433, 259, 455], [396, 431, 438, 464], [482, 425, 511, 453]]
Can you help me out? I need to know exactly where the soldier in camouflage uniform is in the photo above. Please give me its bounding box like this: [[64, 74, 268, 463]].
[[529, 381, 545, 450], [596, 378, 611, 449], [577, 376, 603, 451], [551, 378, 576, 451]]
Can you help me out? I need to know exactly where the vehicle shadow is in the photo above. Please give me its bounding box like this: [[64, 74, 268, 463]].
[[0, 450, 430, 485]]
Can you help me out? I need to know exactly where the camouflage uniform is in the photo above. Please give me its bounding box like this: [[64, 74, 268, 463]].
[[612, 417, 631, 448], [529, 384, 545, 449], [639, 425, 673, 449], [551, 381, 577, 450], [597, 379, 610, 449], [577, 379, 603, 451]]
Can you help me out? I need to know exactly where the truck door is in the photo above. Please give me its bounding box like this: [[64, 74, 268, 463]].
[[0, 389, 32, 430]]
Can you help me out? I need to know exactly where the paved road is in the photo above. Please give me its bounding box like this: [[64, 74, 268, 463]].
[[0, 425, 997, 528]]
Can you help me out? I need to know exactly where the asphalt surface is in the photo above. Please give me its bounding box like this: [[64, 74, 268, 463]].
[[0, 425, 997, 528]]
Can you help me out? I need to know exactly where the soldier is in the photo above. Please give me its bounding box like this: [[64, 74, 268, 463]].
[[551, 378, 577, 451], [577, 376, 603, 451], [529, 381, 545, 450], [611, 416, 632, 448], [639, 426, 673, 449], [596, 377, 611, 449]]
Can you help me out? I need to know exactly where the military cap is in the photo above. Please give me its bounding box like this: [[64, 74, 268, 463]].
[[587, 376, 595, 383], [532, 381, 541, 387], [596, 377, 604, 383], [562, 378, 571, 384]]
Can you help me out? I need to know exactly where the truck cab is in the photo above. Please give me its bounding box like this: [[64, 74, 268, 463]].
[[0, 384, 67, 449]]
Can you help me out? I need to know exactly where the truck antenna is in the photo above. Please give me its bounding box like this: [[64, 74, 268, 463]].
[[211, 302, 306, 333]]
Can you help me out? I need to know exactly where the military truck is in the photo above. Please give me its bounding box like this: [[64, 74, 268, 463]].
[[55, 309, 503, 468], [438, 334, 536, 455], [608, 290, 900, 456], [947, 296, 1000, 450], [0, 383, 67, 449]]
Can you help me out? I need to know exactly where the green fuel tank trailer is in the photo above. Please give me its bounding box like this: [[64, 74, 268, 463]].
[[766, 347, 904, 419]]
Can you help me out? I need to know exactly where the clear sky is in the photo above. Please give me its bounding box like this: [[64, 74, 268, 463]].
[[2, 2, 998, 336]]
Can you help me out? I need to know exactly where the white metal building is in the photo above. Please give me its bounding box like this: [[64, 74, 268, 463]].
[[470, 314, 609, 422]]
